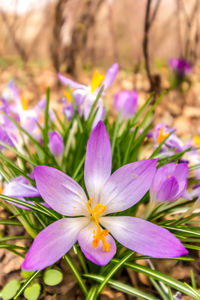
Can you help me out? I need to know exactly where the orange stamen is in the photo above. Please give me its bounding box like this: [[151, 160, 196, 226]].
[[157, 128, 169, 144], [87, 198, 110, 252]]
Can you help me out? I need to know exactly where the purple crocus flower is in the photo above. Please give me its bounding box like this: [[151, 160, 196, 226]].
[[150, 163, 189, 203], [22, 121, 187, 271], [48, 131, 64, 156], [153, 123, 184, 154], [114, 90, 138, 119], [169, 58, 192, 76], [58, 63, 119, 123]]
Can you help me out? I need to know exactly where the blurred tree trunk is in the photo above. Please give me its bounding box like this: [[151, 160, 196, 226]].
[[50, 0, 68, 74], [64, 0, 104, 77], [143, 0, 161, 95]]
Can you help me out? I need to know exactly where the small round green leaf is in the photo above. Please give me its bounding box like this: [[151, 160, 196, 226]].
[[44, 269, 63, 286], [24, 283, 41, 300], [1, 279, 21, 300]]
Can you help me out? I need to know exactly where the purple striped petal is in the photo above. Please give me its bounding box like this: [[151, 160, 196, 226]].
[[84, 121, 111, 205], [22, 217, 89, 270], [58, 74, 86, 90], [78, 222, 116, 266], [0, 128, 14, 150], [4, 181, 40, 198], [102, 63, 119, 91], [100, 216, 188, 258], [99, 159, 157, 214], [34, 166, 89, 216], [156, 176, 179, 202]]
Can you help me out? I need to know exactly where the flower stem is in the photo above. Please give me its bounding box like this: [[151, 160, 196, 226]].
[[63, 254, 88, 296], [95, 251, 134, 297]]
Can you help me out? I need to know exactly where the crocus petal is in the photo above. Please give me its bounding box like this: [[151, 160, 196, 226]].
[[173, 163, 189, 198], [58, 74, 86, 90], [78, 222, 116, 266], [22, 217, 89, 270], [92, 102, 105, 129], [0, 128, 14, 150], [102, 63, 119, 91], [73, 89, 86, 106], [4, 181, 40, 198], [100, 159, 157, 214], [114, 90, 138, 119], [84, 121, 112, 205], [155, 176, 179, 202], [34, 166, 89, 216], [100, 216, 188, 258]]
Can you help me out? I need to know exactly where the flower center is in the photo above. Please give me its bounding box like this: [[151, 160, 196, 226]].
[[157, 128, 169, 144], [91, 71, 105, 93], [87, 198, 110, 252]]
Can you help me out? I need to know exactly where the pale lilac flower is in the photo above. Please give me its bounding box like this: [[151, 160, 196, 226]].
[[58, 63, 119, 123], [169, 58, 192, 76], [150, 163, 189, 203], [48, 131, 64, 156], [22, 121, 187, 271], [114, 90, 138, 119]]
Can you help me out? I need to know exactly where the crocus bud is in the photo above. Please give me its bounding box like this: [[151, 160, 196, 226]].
[[150, 163, 188, 203], [114, 90, 138, 119], [169, 58, 192, 76], [48, 131, 64, 156]]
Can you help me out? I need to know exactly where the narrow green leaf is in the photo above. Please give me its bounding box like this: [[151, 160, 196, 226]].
[[63, 254, 87, 296], [84, 274, 159, 300], [111, 261, 199, 299], [14, 271, 41, 299], [96, 251, 134, 296]]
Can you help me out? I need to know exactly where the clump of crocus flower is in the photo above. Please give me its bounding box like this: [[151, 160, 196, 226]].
[[114, 90, 138, 119], [22, 121, 187, 271], [169, 58, 192, 76], [1, 65, 200, 299]]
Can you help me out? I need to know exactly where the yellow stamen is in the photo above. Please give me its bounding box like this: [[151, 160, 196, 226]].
[[87, 197, 110, 252], [64, 89, 74, 103], [157, 128, 169, 144], [193, 136, 200, 148], [91, 71, 105, 93], [0, 185, 2, 194], [21, 98, 28, 111]]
